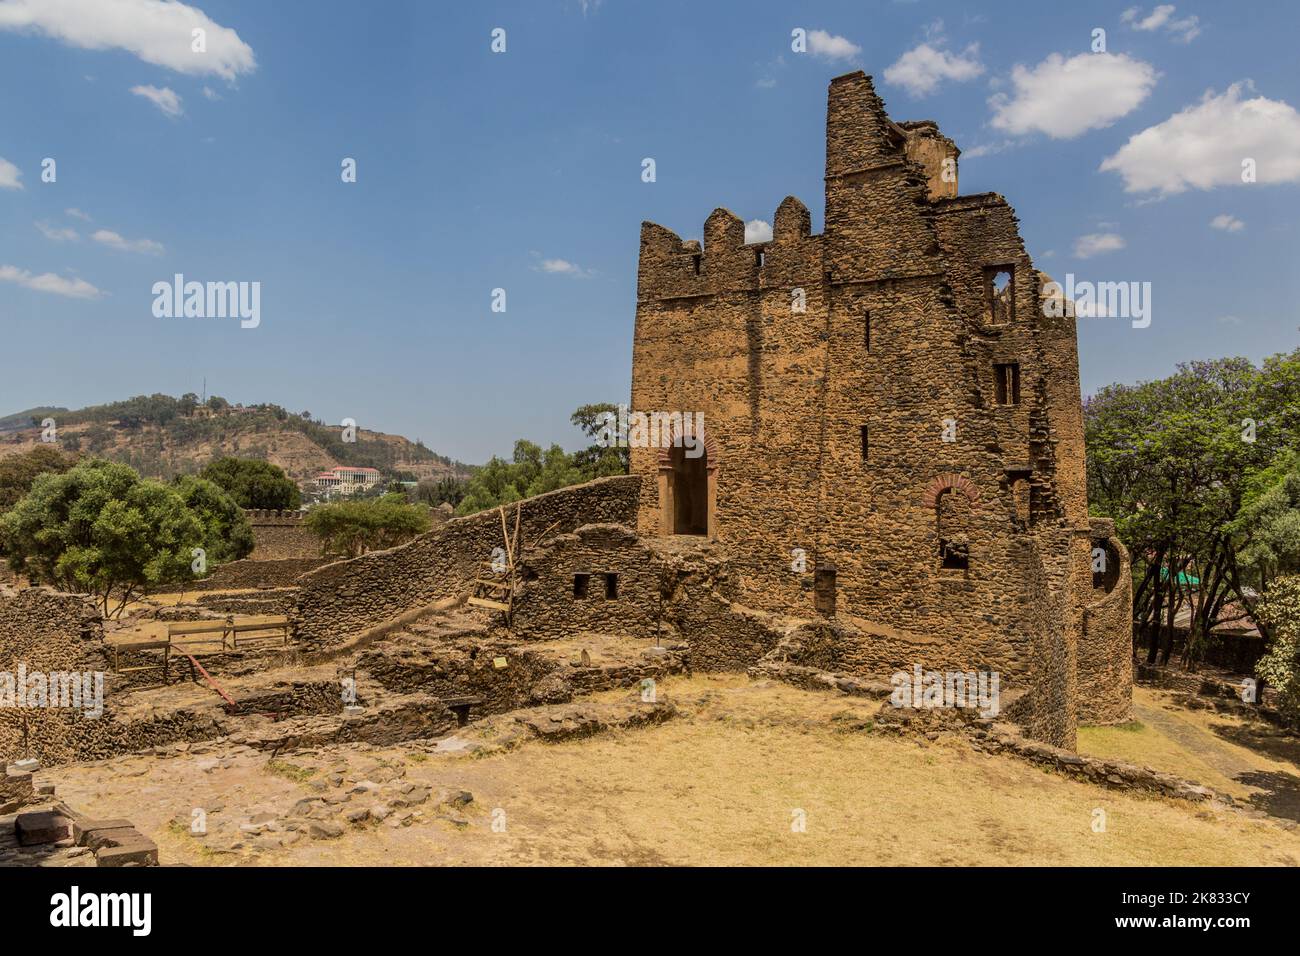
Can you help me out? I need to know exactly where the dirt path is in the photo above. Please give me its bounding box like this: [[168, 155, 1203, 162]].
[[1081, 687, 1300, 825]]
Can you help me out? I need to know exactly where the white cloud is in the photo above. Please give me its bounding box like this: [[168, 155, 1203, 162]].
[[534, 257, 593, 278], [0, 0, 256, 80], [65, 207, 91, 220], [1121, 5, 1201, 43], [130, 84, 183, 117], [1210, 214, 1244, 232], [807, 30, 861, 62], [0, 155, 22, 189], [35, 220, 79, 241], [989, 52, 1157, 139], [884, 42, 983, 97], [1101, 83, 1300, 195], [744, 219, 772, 244], [1217, 314, 1243, 325], [0, 264, 101, 298], [1073, 232, 1126, 258], [91, 228, 164, 255]]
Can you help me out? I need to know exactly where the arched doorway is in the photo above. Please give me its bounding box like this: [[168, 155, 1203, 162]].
[[668, 444, 709, 535]]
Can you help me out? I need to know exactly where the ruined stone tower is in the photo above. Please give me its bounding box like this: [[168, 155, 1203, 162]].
[[629, 72, 1132, 746]]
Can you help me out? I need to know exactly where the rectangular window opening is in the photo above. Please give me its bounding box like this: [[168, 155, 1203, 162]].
[[692, 254, 702, 276], [864, 311, 871, 351], [860, 425, 869, 462], [604, 573, 619, 600], [573, 573, 590, 598], [994, 362, 1021, 405], [939, 539, 970, 571]]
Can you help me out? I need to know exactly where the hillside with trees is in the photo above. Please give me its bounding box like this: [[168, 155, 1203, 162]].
[[0, 393, 473, 485]]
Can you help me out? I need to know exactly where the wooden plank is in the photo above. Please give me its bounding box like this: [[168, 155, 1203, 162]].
[[166, 621, 228, 636], [474, 579, 510, 590], [467, 596, 510, 611]]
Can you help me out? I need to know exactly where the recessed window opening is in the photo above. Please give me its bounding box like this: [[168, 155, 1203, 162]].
[[573, 573, 590, 598]]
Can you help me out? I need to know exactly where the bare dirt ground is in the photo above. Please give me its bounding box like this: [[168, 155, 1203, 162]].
[[41, 676, 1300, 867]]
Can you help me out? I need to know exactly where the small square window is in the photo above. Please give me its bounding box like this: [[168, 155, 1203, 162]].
[[604, 573, 619, 600], [573, 573, 590, 598], [939, 538, 969, 571]]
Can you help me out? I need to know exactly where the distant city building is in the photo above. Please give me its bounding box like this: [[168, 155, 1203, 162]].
[[313, 466, 383, 493]]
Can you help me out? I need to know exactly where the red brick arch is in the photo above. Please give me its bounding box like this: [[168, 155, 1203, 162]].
[[923, 472, 979, 509], [655, 420, 720, 473]]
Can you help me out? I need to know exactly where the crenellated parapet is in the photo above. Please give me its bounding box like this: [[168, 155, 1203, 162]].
[[637, 199, 826, 304]]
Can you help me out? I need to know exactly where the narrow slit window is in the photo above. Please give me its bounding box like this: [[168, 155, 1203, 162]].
[[604, 573, 619, 600], [994, 363, 1020, 405], [573, 573, 590, 598], [864, 311, 871, 351], [814, 564, 836, 615], [755, 248, 765, 268], [860, 425, 869, 462], [692, 254, 702, 276]]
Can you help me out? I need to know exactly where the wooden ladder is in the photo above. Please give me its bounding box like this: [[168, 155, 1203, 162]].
[[466, 503, 521, 624]]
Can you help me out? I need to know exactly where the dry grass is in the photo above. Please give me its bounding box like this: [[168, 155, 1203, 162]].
[[49, 675, 1300, 867]]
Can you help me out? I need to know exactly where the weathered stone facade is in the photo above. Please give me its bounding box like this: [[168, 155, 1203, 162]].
[[627, 72, 1131, 745], [245, 509, 318, 560]]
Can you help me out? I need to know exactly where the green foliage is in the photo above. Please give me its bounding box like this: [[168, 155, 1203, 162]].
[[0, 445, 79, 511], [173, 475, 255, 565], [303, 493, 432, 558], [1086, 349, 1300, 664], [200, 457, 301, 511], [414, 475, 465, 508], [1256, 576, 1300, 719], [454, 404, 631, 516], [0, 459, 203, 614]]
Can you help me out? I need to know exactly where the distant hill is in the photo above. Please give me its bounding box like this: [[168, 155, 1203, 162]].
[[0, 394, 474, 484]]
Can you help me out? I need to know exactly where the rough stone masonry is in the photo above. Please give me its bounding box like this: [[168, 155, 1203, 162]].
[[628, 71, 1132, 748]]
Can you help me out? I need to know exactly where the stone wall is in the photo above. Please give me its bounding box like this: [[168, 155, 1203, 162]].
[[625, 71, 1129, 747], [1077, 519, 1134, 725], [0, 587, 109, 764], [168, 557, 327, 593], [294, 476, 642, 648], [245, 510, 318, 560]]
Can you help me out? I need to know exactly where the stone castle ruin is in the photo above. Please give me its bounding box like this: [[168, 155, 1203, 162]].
[[0, 73, 1132, 797]]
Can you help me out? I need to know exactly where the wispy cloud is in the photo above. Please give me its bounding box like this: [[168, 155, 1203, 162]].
[[744, 219, 773, 244], [990, 52, 1157, 139], [806, 30, 861, 62], [65, 207, 92, 221], [532, 256, 594, 278], [0, 264, 102, 299], [0, 156, 22, 190], [1073, 232, 1126, 258], [1211, 214, 1245, 232], [92, 228, 164, 255], [1121, 5, 1201, 43], [35, 220, 79, 241], [130, 84, 183, 117], [884, 41, 983, 97], [0, 0, 256, 80]]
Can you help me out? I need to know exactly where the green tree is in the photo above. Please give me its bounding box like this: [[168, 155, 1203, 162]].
[[303, 493, 431, 558], [200, 456, 301, 510], [0, 445, 79, 511], [0, 459, 203, 615], [173, 475, 255, 566], [1256, 576, 1300, 721]]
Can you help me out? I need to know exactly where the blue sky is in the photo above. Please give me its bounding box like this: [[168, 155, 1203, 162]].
[[1, 0, 1297, 463]]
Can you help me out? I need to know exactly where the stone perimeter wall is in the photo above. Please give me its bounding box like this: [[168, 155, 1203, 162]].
[[294, 476, 642, 648]]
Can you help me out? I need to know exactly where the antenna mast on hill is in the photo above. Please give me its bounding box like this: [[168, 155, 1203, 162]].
[[202, 377, 207, 404]]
